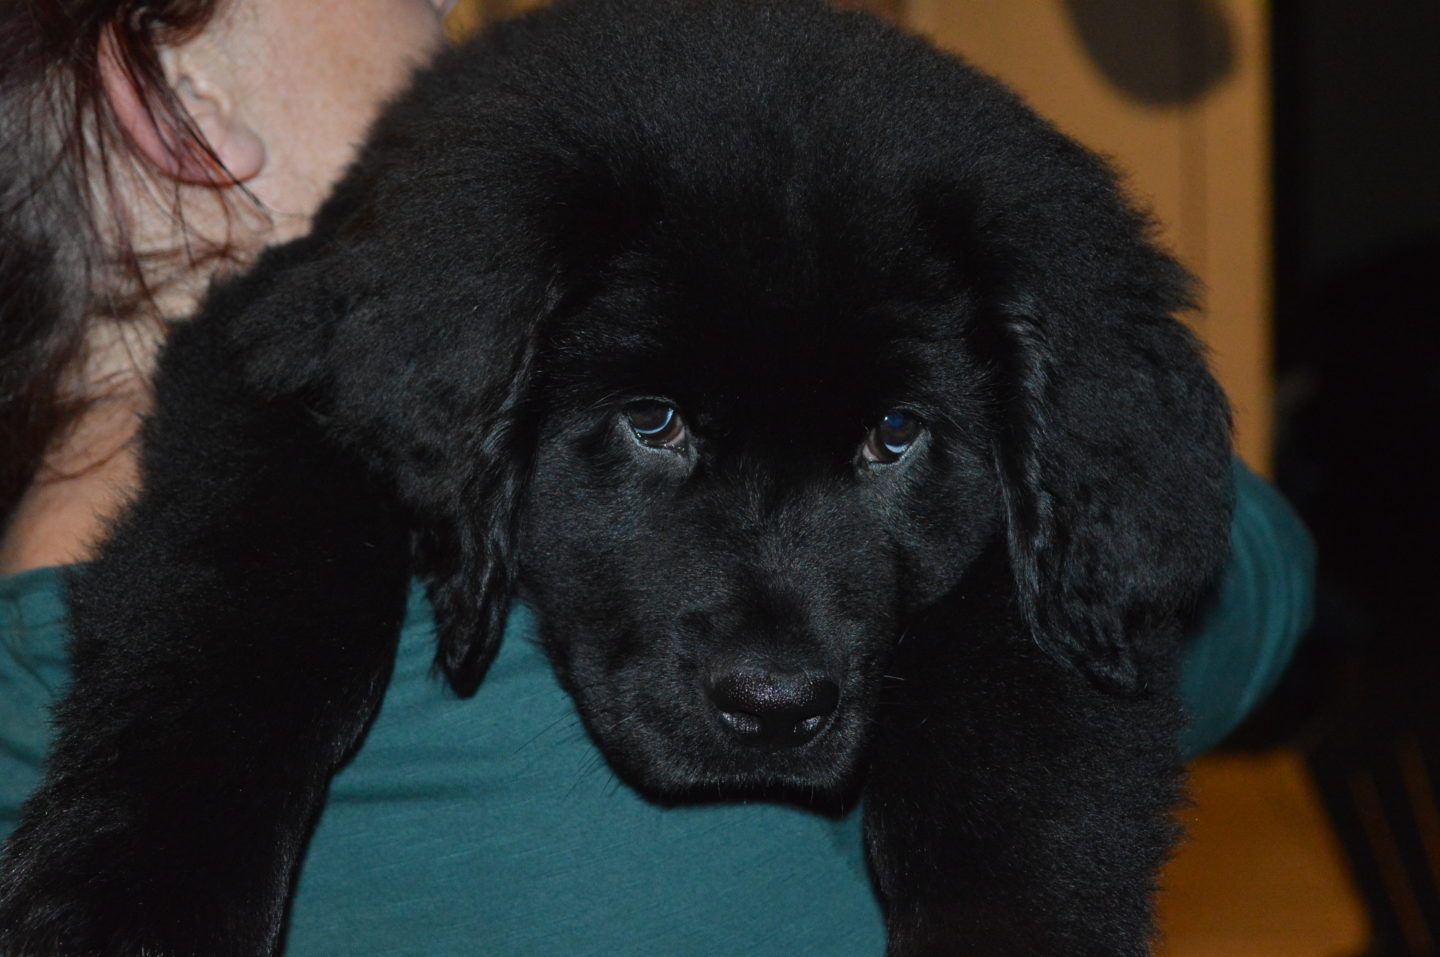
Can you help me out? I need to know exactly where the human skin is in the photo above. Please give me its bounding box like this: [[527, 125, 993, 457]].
[[0, 0, 455, 575]]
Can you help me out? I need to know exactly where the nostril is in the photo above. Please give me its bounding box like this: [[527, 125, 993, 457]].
[[717, 709, 764, 738], [707, 669, 840, 748]]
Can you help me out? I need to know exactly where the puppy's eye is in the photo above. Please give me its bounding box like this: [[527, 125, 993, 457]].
[[862, 410, 921, 464], [626, 401, 688, 450]]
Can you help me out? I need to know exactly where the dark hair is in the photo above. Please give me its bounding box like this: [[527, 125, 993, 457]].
[[1, 0, 230, 524]]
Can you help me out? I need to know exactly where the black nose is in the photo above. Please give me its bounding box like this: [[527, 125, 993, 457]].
[[706, 669, 840, 748]]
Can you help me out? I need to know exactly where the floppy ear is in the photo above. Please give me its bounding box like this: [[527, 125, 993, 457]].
[[209, 213, 551, 698], [414, 344, 539, 697], [990, 294, 1233, 693]]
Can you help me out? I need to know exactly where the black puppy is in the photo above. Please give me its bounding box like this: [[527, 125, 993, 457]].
[[0, 1, 1233, 954]]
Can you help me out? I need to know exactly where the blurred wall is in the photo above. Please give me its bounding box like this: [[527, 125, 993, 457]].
[[447, 0, 547, 40]]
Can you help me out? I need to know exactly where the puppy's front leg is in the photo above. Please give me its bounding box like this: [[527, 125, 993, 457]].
[[864, 580, 1184, 957], [0, 325, 411, 956]]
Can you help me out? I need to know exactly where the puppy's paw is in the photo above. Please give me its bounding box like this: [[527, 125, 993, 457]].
[[0, 884, 259, 957], [0, 880, 155, 957], [0, 860, 177, 956], [0, 819, 276, 957]]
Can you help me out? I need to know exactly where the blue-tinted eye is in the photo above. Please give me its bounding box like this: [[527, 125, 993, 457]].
[[632, 408, 674, 435], [625, 401, 688, 449], [863, 410, 921, 464]]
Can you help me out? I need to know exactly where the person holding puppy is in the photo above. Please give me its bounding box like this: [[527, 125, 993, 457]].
[[0, 1, 1314, 952]]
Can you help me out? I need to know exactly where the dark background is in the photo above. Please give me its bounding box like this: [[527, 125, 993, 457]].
[[1262, 3, 1439, 954]]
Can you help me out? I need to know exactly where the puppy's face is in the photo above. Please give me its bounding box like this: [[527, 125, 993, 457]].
[[517, 210, 1004, 797]]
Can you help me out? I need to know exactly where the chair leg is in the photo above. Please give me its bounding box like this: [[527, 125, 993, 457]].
[[1309, 724, 1440, 957]]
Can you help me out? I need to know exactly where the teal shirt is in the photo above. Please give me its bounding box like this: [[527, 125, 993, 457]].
[[0, 463, 1312, 955]]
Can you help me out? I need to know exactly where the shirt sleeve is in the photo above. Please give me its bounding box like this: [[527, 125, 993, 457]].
[[1177, 459, 1317, 759]]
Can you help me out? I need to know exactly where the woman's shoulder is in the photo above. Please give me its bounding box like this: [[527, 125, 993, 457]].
[[0, 565, 73, 834], [0, 565, 70, 630], [0, 564, 70, 699]]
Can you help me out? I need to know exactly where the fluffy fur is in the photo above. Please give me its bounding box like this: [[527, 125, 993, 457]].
[[0, 1, 1233, 954]]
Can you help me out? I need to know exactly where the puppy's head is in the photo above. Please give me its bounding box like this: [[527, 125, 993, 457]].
[[225, 0, 1232, 796], [516, 200, 1009, 793]]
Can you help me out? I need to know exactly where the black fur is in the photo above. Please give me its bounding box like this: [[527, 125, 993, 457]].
[[0, 1, 1233, 954]]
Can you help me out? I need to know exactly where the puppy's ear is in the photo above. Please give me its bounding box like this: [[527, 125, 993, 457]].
[[415, 348, 538, 697], [990, 295, 1233, 693], [210, 220, 550, 698]]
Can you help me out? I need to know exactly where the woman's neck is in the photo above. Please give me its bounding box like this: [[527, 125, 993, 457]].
[[0, 324, 157, 575], [1, 181, 273, 576]]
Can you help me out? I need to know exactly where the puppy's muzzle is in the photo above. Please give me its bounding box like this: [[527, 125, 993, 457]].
[[705, 667, 840, 749]]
